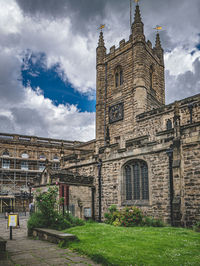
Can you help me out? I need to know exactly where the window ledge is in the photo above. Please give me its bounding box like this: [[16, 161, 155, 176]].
[[122, 200, 149, 207]]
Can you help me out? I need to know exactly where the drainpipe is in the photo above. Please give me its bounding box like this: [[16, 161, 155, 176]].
[[104, 62, 108, 146], [98, 159, 102, 222], [166, 149, 174, 226], [91, 187, 95, 220]]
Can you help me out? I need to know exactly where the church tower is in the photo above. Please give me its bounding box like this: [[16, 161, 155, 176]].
[[96, 4, 165, 148]]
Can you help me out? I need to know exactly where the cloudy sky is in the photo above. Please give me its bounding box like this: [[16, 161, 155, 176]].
[[0, 0, 200, 141]]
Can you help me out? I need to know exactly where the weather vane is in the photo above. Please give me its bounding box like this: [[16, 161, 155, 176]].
[[153, 25, 163, 33], [134, 0, 140, 5], [98, 24, 105, 32]]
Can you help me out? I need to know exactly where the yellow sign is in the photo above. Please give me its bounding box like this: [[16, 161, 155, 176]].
[[8, 214, 18, 227], [134, 0, 140, 4]]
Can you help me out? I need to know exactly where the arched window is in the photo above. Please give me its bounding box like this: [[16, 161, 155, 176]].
[[166, 119, 172, 130], [21, 152, 29, 159], [115, 72, 119, 87], [2, 150, 9, 157], [39, 154, 46, 160], [150, 65, 154, 89], [123, 160, 149, 201], [53, 154, 59, 161], [120, 70, 123, 85], [115, 66, 123, 88]]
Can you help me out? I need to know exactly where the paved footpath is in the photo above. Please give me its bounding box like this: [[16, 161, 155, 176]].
[[0, 216, 100, 266]]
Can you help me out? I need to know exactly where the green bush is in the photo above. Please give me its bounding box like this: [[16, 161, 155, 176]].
[[27, 212, 48, 230], [120, 206, 143, 227], [104, 205, 165, 227], [142, 216, 165, 227], [28, 185, 84, 231], [64, 212, 85, 227]]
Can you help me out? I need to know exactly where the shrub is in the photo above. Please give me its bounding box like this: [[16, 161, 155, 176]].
[[28, 185, 84, 231], [142, 216, 165, 227], [64, 212, 85, 227], [193, 221, 200, 232], [27, 212, 48, 230], [104, 205, 165, 227], [119, 206, 143, 227]]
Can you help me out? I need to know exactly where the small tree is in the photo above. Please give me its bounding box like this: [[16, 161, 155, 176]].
[[28, 185, 84, 231], [35, 185, 58, 218]]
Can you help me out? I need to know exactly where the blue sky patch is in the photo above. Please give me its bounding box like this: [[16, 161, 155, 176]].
[[21, 51, 96, 112]]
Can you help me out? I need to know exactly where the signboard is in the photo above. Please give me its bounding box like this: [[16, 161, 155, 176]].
[[84, 207, 92, 218], [8, 214, 19, 227]]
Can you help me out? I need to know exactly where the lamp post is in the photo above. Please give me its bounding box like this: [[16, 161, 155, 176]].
[[27, 182, 32, 204]]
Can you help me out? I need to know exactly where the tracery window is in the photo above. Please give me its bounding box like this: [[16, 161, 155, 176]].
[[124, 160, 149, 202]]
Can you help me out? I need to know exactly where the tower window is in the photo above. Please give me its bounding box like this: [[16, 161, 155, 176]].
[[123, 160, 149, 202], [120, 70, 123, 85], [115, 66, 123, 87], [150, 65, 154, 89], [115, 73, 119, 87]]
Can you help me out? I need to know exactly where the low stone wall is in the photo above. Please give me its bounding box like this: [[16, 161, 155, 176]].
[[29, 228, 78, 245]]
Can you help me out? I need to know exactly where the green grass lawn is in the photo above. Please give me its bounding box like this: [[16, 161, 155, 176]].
[[64, 223, 200, 266]]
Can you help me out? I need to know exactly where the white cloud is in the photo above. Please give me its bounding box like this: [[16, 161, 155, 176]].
[[165, 47, 200, 76], [0, 0, 200, 141]]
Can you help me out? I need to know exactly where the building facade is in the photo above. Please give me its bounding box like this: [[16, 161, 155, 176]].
[[63, 5, 200, 227], [0, 132, 83, 212], [0, 5, 199, 226]]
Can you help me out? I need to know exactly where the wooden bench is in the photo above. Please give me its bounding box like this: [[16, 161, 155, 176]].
[[0, 236, 7, 252], [30, 228, 78, 244]]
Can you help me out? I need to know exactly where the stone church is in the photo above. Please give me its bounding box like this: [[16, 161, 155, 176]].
[[1, 5, 200, 226], [57, 5, 200, 227]]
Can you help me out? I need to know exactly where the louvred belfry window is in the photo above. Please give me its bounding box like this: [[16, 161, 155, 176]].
[[124, 160, 149, 201]]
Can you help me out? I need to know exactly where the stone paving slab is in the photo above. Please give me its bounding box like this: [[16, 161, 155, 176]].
[[0, 216, 100, 266]]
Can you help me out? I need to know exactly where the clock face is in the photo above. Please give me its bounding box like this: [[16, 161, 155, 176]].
[[109, 102, 124, 124]]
